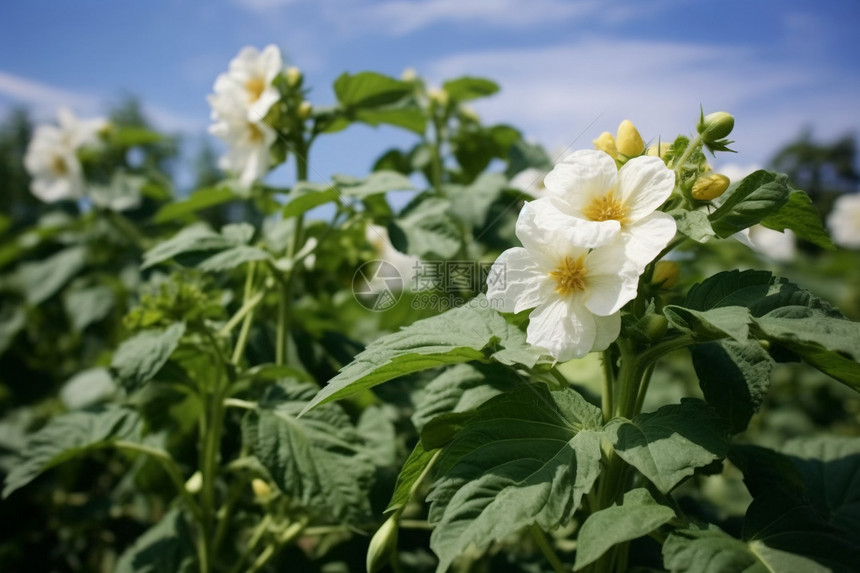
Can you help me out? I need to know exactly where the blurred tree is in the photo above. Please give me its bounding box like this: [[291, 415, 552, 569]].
[[770, 130, 859, 210]]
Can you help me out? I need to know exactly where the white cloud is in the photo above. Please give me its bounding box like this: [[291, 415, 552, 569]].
[[423, 39, 858, 168], [0, 70, 204, 133]]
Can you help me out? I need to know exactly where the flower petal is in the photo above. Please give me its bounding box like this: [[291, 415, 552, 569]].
[[527, 298, 596, 362], [618, 155, 675, 221], [543, 150, 618, 215], [486, 247, 552, 314], [584, 241, 640, 315], [591, 312, 621, 352], [621, 212, 677, 268]]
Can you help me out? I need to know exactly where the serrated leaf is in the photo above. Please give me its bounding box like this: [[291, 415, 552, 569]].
[[2, 405, 140, 497], [752, 306, 860, 391], [692, 340, 772, 434], [574, 488, 676, 570], [606, 399, 729, 493], [13, 245, 87, 305], [442, 77, 500, 101], [63, 284, 116, 332], [709, 170, 791, 238], [114, 508, 195, 573], [662, 525, 783, 573], [411, 362, 520, 432], [334, 71, 412, 107], [302, 301, 545, 414], [243, 380, 374, 523], [154, 187, 238, 224], [761, 188, 835, 249], [672, 209, 715, 243], [111, 323, 186, 392], [427, 384, 603, 573], [388, 196, 462, 259]]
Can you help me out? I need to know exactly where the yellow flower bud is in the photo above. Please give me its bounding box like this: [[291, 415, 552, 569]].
[[251, 478, 272, 499], [615, 119, 645, 157], [367, 514, 399, 573], [401, 67, 418, 82], [428, 88, 449, 107], [647, 142, 671, 159], [692, 173, 731, 201], [298, 101, 312, 120], [286, 66, 302, 88], [185, 471, 203, 494], [652, 261, 680, 290], [697, 111, 734, 143], [593, 131, 617, 159]]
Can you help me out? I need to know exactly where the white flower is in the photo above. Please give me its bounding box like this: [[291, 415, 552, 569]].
[[487, 199, 640, 361], [24, 108, 107, 203], [543, 149, 677, 268], [747, 225, 796, 261], [209, 45, 283, 123], [827, 193, 860, 249], [209, 112, 276, 189], [366, 224, 420, 292]]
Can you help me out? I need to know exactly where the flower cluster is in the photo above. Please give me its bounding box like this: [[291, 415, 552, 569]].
[[487, 149, 676, 361], [24, 108, 107, 203], [208, 45, 283, 188]]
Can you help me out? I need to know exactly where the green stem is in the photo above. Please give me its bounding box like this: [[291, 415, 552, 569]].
[[530, 524, 566, 573], [600, 350, 616, 423], [673, 133, 703, 175], [246, 518, 308, 573]]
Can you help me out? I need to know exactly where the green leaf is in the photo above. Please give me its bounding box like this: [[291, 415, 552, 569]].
[[0, 304, 26, 355], [110, 125, 165, 147], [427, 385, 604, 573], [2, 405, 140, 497], [605, 399, 729, 493], [142, 225, 235, 269], [385, 440, 438, 515], [63, 284, 116, 332], [302, 300, 545, 414], [449, 173, 508, 228], [242, 380, 374, 523], [334, 71, 412, 107], [672, 209, 715, 243], [442, 77, 500, 101], [332, 170, 414, 198], [692, 341, 772, 434], [388, 196, 461, 259], [709, 170, 791, 238], [12, 245, 87, 305], [411, 362, 520, 432], [196, 245, 271, 272], [574, 488, 676, 570], [153, 187, 238, 224], [282, 182, 340, 218], [60, 367, 116, 409], [355, 106, 427, 134], [114, 508, 195, 573], [111, 323, 186, 392], [752, 306, 860, 391], [664, 306, 751, 342], [761, 188, 835, 249]]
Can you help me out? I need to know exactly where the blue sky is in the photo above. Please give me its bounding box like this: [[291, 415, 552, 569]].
[[1, 0, 859, 189]]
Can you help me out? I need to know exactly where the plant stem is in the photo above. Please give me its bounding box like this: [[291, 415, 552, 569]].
[[530, 524, 566, 573]]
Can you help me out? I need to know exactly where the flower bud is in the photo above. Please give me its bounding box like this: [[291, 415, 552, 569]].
[[643, 314, 668, 341], [697, 111, 734, 143], [593, 131, 617, 159], [298, 101, 312, 120], [251, 478, 271, 500], [615, 119, 645, 157], [401, 67, 418, 82], [428, 88, 449, 108], [459, 105, 480, 123], [647, 142, 670, 159], [366, 513, 399, 573], [286, 66, 302, 88], [652, 261, 680, 290], [185, 471, 203, 494], [692, 173, 731, 201]]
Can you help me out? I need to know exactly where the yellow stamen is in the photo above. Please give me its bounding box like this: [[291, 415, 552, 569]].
[[245, 77, 265, 102], [51, 155, 69, 176], [582, 191, 629, 224], [549, 255, 588, 296]]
